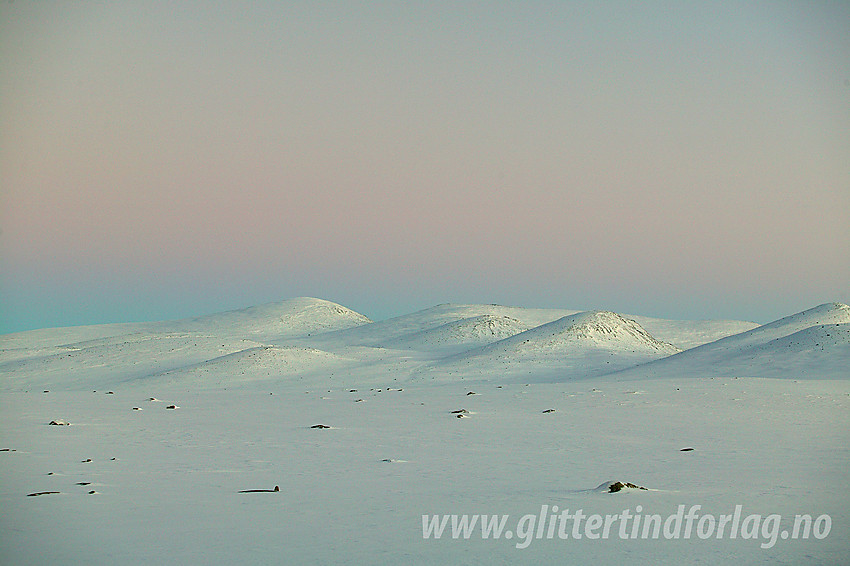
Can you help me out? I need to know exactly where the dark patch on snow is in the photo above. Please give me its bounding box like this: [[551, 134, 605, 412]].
[[605, 481, 647, 493], [239, 486, 279, 493]]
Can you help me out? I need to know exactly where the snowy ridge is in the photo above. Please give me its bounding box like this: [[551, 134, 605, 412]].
[[169, 297, 372, 340], [0, 332, 266, 390], [1, 300, 846, 389], [146, 345, 354, 386], [416, 311, 681, 382], [523, 310, 681, 352], [615, 303, 850, 380], [628, 315, 760, 351], [0, 322, 155, 357], [304, 303, 579, 349], [711, 302, 850, 350], [693, 323, 850, 380], [0, 298, 370, 370], [459, 310, 681, 356], [384, 314, 531, 353], [759, 322, 850, 353]]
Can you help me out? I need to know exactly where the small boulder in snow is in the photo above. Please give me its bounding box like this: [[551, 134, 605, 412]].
[[596, 480, 648, 493]]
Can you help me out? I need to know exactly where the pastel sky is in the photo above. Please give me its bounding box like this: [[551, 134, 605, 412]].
[[1, 1, 848, 333]]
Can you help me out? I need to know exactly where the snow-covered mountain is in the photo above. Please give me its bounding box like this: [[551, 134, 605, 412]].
[[6, 299, 848, 390], [627, 315, 760, 351], [146, 345, 356, 387], [2, 299, 848, 565], [383, 314, 532, 354], [616, 302, 850, 380], [0, 300, 765, 390], [166, 296, 373, 340], [300, 303, 580, 350], [0, 297, 371, 390], [416, 310, 681, 381], [0, 331, 267, 390]]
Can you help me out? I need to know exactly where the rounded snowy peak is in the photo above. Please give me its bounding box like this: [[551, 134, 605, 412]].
[[514, 310, 681, 354], [416, 309, 681, 382], [179, 297, 372, 339]]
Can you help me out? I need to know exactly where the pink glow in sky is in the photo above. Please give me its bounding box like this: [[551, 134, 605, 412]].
[[1, 2, 848, 332]]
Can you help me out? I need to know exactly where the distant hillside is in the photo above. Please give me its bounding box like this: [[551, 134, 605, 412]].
[[383, 314, 531, 353], [614, 303, 850, 380], [169, 297, 372, 340], [302, 303, 579, 350], [2, 299, 844, 390], [146, 345, 355, 387], [416, 311, 680, 382]]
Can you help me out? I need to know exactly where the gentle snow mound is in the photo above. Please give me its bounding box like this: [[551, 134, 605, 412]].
[[385, 314, 530, 352], [177, 297, 372, 339]]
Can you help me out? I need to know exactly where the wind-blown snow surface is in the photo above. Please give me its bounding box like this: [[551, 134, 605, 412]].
[[1, 298, 848, 565]]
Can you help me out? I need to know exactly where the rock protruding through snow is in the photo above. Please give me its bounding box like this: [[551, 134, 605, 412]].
[[595, 480, 649, 493]]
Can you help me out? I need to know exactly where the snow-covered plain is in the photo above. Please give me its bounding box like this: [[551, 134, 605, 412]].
[[1, 298, 848, 564]]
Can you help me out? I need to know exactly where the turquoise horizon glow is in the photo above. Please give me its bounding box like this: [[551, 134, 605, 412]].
[[2, 2, 848, 333]]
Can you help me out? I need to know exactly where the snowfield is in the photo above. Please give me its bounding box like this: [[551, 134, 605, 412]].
[[1, 298, 848, 564]]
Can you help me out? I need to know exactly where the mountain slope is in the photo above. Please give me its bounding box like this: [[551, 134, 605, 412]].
[[628, 316, 760, 351], [169, 297, 372, 340], [0, 332, 266, 390], [416, 310, 680, 382], [2, 300, 845, 389], [383, 314, 531, 354], [0, 298, 371, 368], [302, 303, 580, 350], [145, 345, 355, 387], [614, 303, 850, 380]]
